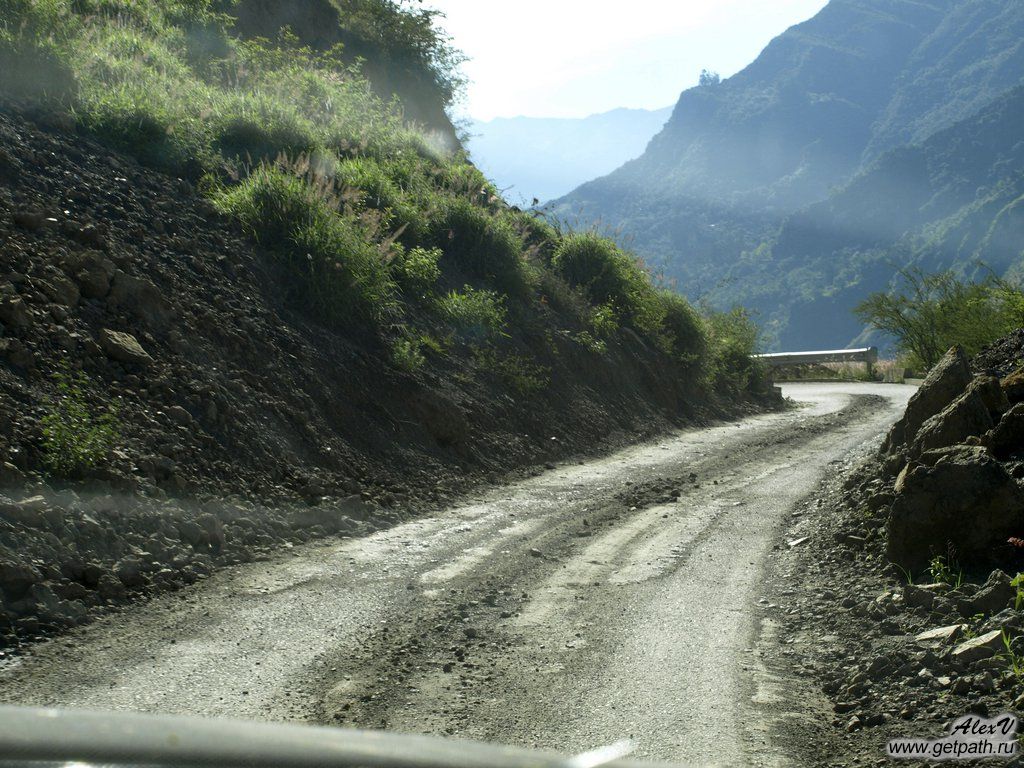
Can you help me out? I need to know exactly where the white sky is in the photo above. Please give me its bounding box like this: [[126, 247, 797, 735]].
[[425, 0, 830, 121]]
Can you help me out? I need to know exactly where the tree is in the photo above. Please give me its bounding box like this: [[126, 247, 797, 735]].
[[855, 267, 1024, 369], [699, 69, 721, 87]]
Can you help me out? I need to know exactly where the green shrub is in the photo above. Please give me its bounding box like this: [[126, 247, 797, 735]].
[[573, 331, 607, 354], [41, 367, 119, 478], [0, 0, 78, 100], [213, 97, 318, 162], [336, 156, 427, 242], [590, 302, 620, 337], [474, 348, 550, 394], [437, 285, 507, 338], [509, 211, 560, 265], [440, 162, 498, 203], [390, 334, 425, 372], [215, 166, 396, 326], [704, 307, 764, 396], [391, 246, 441, 301], [551, 232, 665, 335], [658, 291, 708, 370], [431, 198, 528, 296]]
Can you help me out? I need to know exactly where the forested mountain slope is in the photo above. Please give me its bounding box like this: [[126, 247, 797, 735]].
[[553, 0, 1024, 350]]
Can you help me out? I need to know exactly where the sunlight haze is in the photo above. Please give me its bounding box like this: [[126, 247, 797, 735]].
[[428, 0, 830, 120]]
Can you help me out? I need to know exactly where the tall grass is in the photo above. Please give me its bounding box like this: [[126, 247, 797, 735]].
[[0, 0, 769, 397], [215, 165, 396, 327]]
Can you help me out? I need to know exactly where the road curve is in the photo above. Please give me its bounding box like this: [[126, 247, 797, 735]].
[[0, 383, 913, 766]]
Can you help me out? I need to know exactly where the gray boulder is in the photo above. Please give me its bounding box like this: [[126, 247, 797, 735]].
[[911, 389, 993, 457], [988, 403, 1024, 460], [958, 570, 1015, 617], [0, 297, 31, 330], [1003, 366, 1024, 405], [967, 375, 1009, 421], [884, 346, 972, 454], [409, 391, 469, 447], [113, 557, 147, 588], [99, 328, 152, 366], [887, 446, 1024, 571], [108, 272, 174, 331], [0, 558, 42, 602], [62, 251, 116, 299], [38, 275, 80, 308]]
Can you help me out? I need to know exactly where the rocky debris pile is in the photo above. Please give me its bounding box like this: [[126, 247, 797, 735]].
[[0, 487, 380, 648], [973, 329, 1024, 378], [765, 461, 1024, 765], [766, 334, 1024, 764], [880, 345, 1024, 571]]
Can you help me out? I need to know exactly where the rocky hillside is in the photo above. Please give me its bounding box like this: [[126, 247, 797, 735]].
[[0, 1, 777, 651], [553, 0, 1024, 351], [769, 336, 1024, 762]]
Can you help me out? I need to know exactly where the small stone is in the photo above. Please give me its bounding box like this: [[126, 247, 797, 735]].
[[974, 671, 996, 693], [12, 211, 44, 231], [165, 406, 193, 426], [99, 328, 152, 366], [904, 584, 936, 610], [915, 625, 964, 645], [38, 276, 79, 308], [866, 656, 890, 679], [0, 297, 31, 330], [951, 630, 1004, 663], [96, 573, 126, 601]]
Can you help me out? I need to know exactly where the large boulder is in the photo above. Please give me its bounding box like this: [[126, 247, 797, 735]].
[[910, 388, 993, 457], [887, 446, 1024, 571], [958, 569, 1015, 617], [988, 403, 1024, 460], [107, 272, 175, 331], [62, 251, 116, 299], [0, 558, 42, 602], [967, 375, 1009, 421], [38, 275, 80, 308], [408, 391, 469, 447], [883, 346, 972, 454], [0, 296, 32, 330]]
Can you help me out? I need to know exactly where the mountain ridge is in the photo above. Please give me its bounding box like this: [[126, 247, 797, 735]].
[[553, 0, 1024, 351]]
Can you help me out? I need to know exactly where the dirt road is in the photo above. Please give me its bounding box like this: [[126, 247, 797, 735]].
[[0, 383, 912, 766]]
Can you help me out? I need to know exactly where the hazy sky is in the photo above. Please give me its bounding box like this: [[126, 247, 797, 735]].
[[426, 1, 829, 121]]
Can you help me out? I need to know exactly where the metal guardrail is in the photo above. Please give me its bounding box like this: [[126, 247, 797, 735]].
[[753, 347, 878, 368], [0, 706, 674, 768]]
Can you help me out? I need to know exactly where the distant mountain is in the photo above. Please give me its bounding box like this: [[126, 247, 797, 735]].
[[553, 0, 1024, 351], [735, 84, 1024, 348], [466, 107, 671, 205]]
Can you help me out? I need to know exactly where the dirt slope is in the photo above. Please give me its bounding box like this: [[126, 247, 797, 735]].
[[0, 102, 775, 649]]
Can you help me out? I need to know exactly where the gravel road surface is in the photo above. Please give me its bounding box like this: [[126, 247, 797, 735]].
[[0, 383, 913, 766]]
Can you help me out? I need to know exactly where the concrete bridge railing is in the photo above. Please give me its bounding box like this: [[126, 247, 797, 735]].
[[754, 347, 878, 373]]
